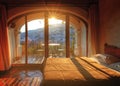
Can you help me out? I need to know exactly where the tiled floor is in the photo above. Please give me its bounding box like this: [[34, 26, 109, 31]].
[[0, 66, 43, 86]]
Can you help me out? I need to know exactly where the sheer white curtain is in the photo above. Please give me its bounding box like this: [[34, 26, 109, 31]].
[[8, 28, 16, 64], [81, 26, 87, 56]]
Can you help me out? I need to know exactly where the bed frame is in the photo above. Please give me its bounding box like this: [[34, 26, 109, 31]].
[[104, 43, 120, 58]]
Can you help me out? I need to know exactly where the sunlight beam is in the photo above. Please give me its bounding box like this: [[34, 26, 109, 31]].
[[48, 17, 62, 25]]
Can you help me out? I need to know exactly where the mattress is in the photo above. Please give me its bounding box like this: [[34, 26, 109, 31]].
[[43, 57, 120, 86]]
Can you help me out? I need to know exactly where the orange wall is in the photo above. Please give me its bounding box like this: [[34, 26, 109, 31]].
[[99, 0, 120, 53]]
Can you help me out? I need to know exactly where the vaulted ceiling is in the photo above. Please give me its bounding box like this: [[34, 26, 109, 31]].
[[0, 0, 98, 29]]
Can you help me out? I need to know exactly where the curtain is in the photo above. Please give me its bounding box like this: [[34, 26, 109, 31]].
[[0, 5, 11, 71], [8, 28, 15, 64], [88, 4, 99, 56], [81, 26, 87, 56]]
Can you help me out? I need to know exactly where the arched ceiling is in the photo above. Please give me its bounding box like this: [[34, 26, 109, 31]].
[[0, 0, 98, 25], [0, 0, 98, 32], [8, 6, 88, 23], [11, 11, 86, 32]]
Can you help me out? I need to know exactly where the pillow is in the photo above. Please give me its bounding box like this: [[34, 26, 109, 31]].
[[105, 54, 120, 64], [107, 62, 120, 72], [91, 54, 107, 64], [91, 54, 120, 65]]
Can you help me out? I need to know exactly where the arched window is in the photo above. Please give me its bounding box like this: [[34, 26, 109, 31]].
[[9, 12, 87, 64]]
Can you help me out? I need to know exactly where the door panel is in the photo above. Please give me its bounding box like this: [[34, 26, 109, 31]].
[[48, 17, 66, 58]]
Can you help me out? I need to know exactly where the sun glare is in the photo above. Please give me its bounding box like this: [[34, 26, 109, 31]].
[[49, 17, 63, 25], [20, 18, 63, 32]]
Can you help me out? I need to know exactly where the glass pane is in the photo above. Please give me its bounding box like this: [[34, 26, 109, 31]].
[[70, 25, 77, 57], [27, 13, 45, 64], [48, 15, 66, 58], [70, 16, 78, 58]]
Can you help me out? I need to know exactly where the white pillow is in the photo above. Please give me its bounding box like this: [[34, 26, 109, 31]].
[[92, 54, 107, 64]]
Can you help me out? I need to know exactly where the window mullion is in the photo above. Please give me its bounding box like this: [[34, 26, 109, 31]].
[[44, 12, 49, 58], [25, 16, 28, 64], [66, 15, 70, 58]]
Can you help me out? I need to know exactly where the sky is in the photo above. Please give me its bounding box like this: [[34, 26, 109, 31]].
[[20, 18, 63, 32]]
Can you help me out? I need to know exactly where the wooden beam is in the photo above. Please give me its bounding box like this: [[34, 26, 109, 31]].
[[44, 12, 49, 58], [25, 16, 28, 64], [66, 15, 70, 58]]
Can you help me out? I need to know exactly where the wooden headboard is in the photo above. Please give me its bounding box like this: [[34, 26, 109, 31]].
[[104, 43, 120, 58]]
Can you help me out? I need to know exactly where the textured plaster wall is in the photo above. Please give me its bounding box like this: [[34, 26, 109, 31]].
[[99, 0, 120, 53]]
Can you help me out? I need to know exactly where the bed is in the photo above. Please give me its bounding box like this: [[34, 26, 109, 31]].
[[43, 57, 120, 86], [43, 44, 120, 86]]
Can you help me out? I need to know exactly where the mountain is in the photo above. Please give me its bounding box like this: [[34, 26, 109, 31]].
[[20, 23, 75, 43]]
